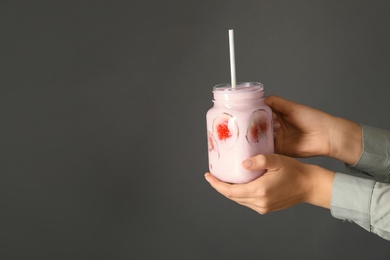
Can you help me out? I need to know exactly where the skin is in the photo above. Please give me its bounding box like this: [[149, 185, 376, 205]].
[[205, 96, 363, 214], [265, 96, 362, 165]]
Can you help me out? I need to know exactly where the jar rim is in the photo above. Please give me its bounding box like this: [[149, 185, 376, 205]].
[[213, 82, 264, 92]]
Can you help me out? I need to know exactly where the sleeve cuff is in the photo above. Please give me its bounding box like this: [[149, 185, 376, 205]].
[[349, 124, 390, 182], [331, 172, 376, 232]]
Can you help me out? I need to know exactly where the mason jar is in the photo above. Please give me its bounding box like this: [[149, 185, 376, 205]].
[[206, 82, 274, 183]]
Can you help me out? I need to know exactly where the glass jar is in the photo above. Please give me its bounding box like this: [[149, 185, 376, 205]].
[[206, 82, 274, 183]]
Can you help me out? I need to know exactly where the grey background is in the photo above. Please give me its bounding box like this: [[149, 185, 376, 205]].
[[1, 0, 390, 259]]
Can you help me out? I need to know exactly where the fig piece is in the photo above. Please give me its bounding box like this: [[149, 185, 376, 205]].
[[213, 113, 238, 145], [246, 109, 268, 144], [207, 131, 219, 157]]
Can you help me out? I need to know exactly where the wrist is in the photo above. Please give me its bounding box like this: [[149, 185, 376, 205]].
[[328, 117, 362, 165], [303, 165, 335, 209]]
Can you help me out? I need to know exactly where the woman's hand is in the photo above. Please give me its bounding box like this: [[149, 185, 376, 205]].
[[205, 154, 335, 214], [265, 96, 362, 165]]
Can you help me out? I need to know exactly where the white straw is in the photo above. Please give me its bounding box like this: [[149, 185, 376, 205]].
[[229, 29, 236, 88]]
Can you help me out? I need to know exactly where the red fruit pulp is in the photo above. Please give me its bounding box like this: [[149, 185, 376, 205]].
[[217, 121, 231, 140]]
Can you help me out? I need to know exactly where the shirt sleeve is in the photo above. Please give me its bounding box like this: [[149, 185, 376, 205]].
[[331, 173, 390, 241], [330, 124, 390, 241], [347, 124, 390, 182]]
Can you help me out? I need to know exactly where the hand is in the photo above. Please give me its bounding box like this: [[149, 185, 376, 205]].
[[265, 96, 362, 165], [204, 154, 335, 214]]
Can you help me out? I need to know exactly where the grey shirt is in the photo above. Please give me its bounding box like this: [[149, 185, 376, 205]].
[[331, 124, 390, 241]]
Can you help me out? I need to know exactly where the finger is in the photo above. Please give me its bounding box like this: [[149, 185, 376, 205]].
[[265, 96, 299, 116], [273, 120, 281, 130], [272, 111, 278, 121], [204, 173, 250, 199], [242, 154, 283, 171]]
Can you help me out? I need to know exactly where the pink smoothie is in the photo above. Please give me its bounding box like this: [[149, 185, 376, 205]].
[[206, 82, 274, 183]]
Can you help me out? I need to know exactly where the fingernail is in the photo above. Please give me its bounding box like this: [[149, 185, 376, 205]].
[[242, 159, 253, 169], [204, 173, 210, 181]]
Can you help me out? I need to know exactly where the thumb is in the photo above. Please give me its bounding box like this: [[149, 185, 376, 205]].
[[242, 154, 283, 171]]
